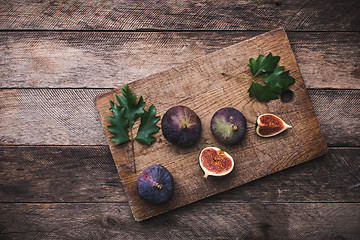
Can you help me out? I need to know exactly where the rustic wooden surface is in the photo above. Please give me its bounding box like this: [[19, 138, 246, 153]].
[[1, 31, 359, 89], [1, 0, 359, 238], [96, 29, 327, 221]]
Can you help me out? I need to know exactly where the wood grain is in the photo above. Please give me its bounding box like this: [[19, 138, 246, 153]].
[[1, 89, 358, 146], [1, 31, 359, 89], [1, 0, 359, 31], [0, 146, 359, 203], [95, 29, 327, 220], [0, 146, 126, 203], [0, 89, 108, 145], [0, 202, 359, 239], [0, 0, 358, 237], [309, 89, 360, 148]]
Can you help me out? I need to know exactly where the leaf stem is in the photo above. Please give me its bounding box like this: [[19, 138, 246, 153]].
[[130, 127, 136, 173], [221, 72, 252, 80]]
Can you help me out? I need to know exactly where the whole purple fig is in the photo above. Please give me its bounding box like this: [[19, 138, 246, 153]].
[[161, 105, 202, 147], [136, 164, 174, 204], [211, 107, 247, 145]]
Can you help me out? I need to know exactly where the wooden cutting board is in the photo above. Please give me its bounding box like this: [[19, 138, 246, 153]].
[[95, 28, 327, 221]]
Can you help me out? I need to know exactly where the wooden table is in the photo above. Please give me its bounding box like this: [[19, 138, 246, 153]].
[[1, 1, 359, 239]]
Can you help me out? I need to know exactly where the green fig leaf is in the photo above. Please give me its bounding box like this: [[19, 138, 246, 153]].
[[116, 84, 146, 128], [109, 100, 115, 112], [245, 53, 295, 102], [107, 84, 160, 173], [262, 66, 295, 94], [107, 103, 129, 145], [135, 104, 161, 145], [248, 52, 280, 76], [248, 81, 279, 102]]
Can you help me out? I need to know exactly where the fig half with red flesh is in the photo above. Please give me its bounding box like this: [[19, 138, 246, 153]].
[[256, 113, 292, 137], [199, 147, 234, 178], [211, 107, 247, 145], [161, 105, 202, 147]]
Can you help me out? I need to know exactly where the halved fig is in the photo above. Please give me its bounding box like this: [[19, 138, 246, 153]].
[[199, 147, 234, 178], [256, 113, 292, 137]]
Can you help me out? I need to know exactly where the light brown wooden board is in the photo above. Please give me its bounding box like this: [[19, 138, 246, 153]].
[[95, 29, 327, 221]]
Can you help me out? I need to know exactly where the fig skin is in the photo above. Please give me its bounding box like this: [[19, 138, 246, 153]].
[[210, 107, 247, 145], [136, 164, 174, 204], [161, 105, 202, 148], [256, 113, 292, 137]]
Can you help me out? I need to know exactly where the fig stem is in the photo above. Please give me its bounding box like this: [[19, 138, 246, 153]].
[[130, 127, 136, 173], [154, 183, 162, 189], [221, 72, 252, 80]]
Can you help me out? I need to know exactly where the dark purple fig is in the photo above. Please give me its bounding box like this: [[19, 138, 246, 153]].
[[210, 107, 247, 145], [161, 105, 202, 147], [136, 164, 174, 204]]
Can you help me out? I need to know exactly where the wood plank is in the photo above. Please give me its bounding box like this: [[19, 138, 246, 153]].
[[0, 89, 108, 145], [1, 31, 359, 89], [0, 146, 359, 203], [95, 29, 327, 220], [1, 89, 359, 146], [309, 89, 360, 148], [1, 0, 359, 31], [0, 202, 359, 239], [0, 146, 126, 203]]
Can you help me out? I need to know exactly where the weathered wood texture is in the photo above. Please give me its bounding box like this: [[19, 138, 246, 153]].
[[1, 0, 359, 235], [309, 89, 360, 147], [0, 146, 359, 203], [1, 89, 359, 146], [1, 31, 359, 89], [0, 146, 126, 203], [96, 29, 328, 220], [1, 0, 359, 31], [0, 202, 359, 239]]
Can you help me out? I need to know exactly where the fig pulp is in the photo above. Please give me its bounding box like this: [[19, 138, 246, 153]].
[[211, 107, 247, 145], [199, 147, 234, 178], [161, 105, 202, 147], [256, 113, 292, 137], [136, 164, 174, 204]]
